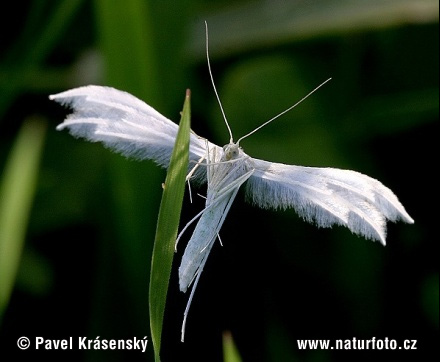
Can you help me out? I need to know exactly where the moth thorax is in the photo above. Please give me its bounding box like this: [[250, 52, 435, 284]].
[[223, 143, 241, 161]]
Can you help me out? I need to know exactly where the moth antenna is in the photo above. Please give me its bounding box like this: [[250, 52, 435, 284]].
[[237, 78, 332, 144], [205, 21, 234, 144], [187, 179, 193, 204], [217, 233, 223, 247]]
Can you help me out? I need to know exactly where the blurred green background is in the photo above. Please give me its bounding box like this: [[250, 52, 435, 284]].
[[0, 0, 438, 361]]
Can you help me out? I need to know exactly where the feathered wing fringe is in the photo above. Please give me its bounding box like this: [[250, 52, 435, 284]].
[[246, 159, 414, 244], [50, 85, 220, 181]]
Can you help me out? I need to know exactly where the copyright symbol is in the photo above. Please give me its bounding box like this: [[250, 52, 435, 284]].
[[17, 337, 30, 350]]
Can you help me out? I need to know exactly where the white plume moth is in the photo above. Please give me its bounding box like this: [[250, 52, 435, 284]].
[[50, 23, 413, 342]]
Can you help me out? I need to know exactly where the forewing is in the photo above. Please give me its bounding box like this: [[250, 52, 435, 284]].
[[246, 158, 414, 244], [50, 85, 221, 177]]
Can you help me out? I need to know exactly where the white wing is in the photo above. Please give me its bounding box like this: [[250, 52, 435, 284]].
[[246, 158, 414, 244], [50, 85, 221, 181]]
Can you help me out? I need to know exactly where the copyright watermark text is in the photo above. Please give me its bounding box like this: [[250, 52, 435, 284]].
[[17, 336, 148, 352], [297, 337, 417, 350]]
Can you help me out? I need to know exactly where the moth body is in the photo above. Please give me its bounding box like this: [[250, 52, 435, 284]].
[[179, 144, 253, 293]]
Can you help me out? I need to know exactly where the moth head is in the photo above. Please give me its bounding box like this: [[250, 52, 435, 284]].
[[223, 143, 241, 160]]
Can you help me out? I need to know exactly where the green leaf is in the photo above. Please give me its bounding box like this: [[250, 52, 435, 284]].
[[223, 331, 243, 362], [0, 118, 46, 322], [149, 90, 191, 361]]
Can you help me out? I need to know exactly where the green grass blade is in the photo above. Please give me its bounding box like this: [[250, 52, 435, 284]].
[[0, 118, 47, 322], [223, 331, 243, 362], [149, 90, 191, 361]]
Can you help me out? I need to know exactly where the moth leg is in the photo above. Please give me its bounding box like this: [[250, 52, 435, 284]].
[[217, 233, 223, 246], [175, 187, 235, 250], [175, 208, 207, 251], [186, 155, 206, 181], [175, 170, 253, 250], [175, 188, 230, 250], [187, 180, 193, 204], [181, 268, 202, 342], [181, 236, 215, 342], [186, 154, 206, 204], [212, 169, 255, 198]]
